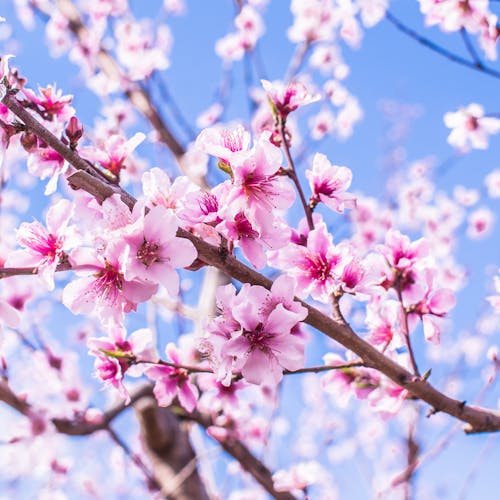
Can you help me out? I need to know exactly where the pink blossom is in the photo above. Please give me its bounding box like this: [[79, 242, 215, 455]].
[[378, 230, 429, 272], [288, 0, 336, 43], [80, 132, 145, 179], [273, 461, 323, 493], [358, 0, 388, 28], [195, 123, 251, 166], [141, 167, 198, 210], [306, 152, 356, 212], [204, 276, 307, 386], [27, 145, 67, 195], [261, 79, 320, 120], [6, 199, 77, 290], [478, 13, 500, 60], [453, 185, 479, 206], [216, 210, 290, 269], [309, 108, 336, 140], [145, 343, 199, 412], [114, 19, 171, 80], [221, 133, 295, 230], [365, 298, 404, 348], [62, 241, 158, 326], [196, 102, 223, 129], [444, 103, 500, 151], [88, 327, 157, 402], [419, 0, 489, 33], [22, 84, 74, 121], [322, 353, 381, 405], [123, 205, 197, 295], [466, 207, 495, 239], [404, 268, 456, 344], [279, 222, 349, 302]]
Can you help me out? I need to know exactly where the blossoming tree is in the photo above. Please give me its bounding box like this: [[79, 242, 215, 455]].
[[0, 1, 499, 498]]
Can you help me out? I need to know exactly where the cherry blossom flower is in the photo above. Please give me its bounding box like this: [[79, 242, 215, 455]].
[[478, 13, 500, 60], [6, 199, 77, 290], [322, 353, 381, 406], [203, 275, 307, 386], [22, 84, 74, 121], [261, 79, 320, 121], [273, 461, 324, 494], [453, 185, 479, 206], [404, 268, 456, 344], [145, 343, 199, 412], [123, 205, 198, 296], [378, 230, 429, 272], [306, 152, 356, 212], [195, 123, 251, 166], [278, 222, 350, 302], [114, 19, 171, 80], [215, 5, 264, 62], [220, 133, 295, 230], [88, 327, 157, 402], [466, 206, 495, 239], [62, 241, 158, 326], [141, 167, 197, 210], [80, 132, 145, 179], [27, 144, 67, 195], [419, 0, 489, 33], [216, 210, 290, 269], [288, 0, 336, 43], [444, 103, 500, 152], [309, 108, 336, 140]]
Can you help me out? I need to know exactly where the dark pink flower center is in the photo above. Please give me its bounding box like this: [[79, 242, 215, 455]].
[[137, 240, 160, 267], [305, 254, 332, 282], [234, 212, 259, 239], [244, 322, 271, 350]]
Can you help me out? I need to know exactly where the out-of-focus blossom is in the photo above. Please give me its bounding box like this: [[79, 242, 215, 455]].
[[444, 103, 500, 152]]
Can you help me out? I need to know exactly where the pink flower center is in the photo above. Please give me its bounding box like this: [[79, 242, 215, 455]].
[[244, 322, 271, 350], [234, 212, 259, 239], [305, 254, 332, 282], [198, 192, 219, 215], [137, 240, 160, 267], [93, 263, 123, 304]]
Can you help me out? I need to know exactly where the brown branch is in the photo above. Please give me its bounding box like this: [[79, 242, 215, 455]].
[[134, 397, 210, 500], [5, 91, 500, 434], [279, 117, 314, 231], [32, 0, 209, 190], [0, 263, 72, 279], [0, 379, 152, 435], [55, 0, 185, 157], [185, 408, 295, 500]]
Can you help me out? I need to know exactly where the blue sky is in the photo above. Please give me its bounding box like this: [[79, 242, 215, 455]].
[[1, 1, 499, 498]]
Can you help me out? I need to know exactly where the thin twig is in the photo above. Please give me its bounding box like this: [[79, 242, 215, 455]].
[[460, 28, 482, 67], [385, 11, 500, 80], [279, 119, 315, 230]]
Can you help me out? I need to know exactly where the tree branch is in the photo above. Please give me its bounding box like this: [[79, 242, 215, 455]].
[[385, 10, 500, 80], [134, 397, 210, 500], [184, 408, 295, 500]]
